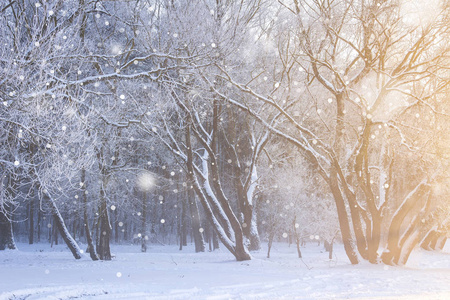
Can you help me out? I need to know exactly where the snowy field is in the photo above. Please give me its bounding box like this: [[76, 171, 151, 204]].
[[0, 241, 449, 300]]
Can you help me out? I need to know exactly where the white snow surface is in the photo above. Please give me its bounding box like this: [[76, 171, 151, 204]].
[[0, 241, 449, 299]]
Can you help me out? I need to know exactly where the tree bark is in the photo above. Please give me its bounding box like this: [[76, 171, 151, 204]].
[[37, 200, 41, 242], [420, 229, 436, 250], [293, 217, 302, 258], [267, 231, 275, 258], [97, 178, 112, 260], [186, 123, 206, 253], [435, 236, 447, 251], [47, 195, 82, 259], [188, 189, 205, 252], [382, 182, 430, 265], [141, 192, 148, 253], [0, 209, 16, 250], [81, 169, 98, 261], [29, 197, 34, 244], [329, 170, 359, 264]]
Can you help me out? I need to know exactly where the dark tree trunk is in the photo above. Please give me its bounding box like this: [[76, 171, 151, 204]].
[[123, 214, 128, 241], [242, 202, 261, 251], [212, 225, 219, 250], [114, 207, 119, 244], [82, 169, 98, 261], [188, 190, 205, 252], [29, 197, 34, 244], [235, 168, 261, 251], [0, 209, 16, 250], [186, 123, 205, 252], [72, 215, 77, 242], [37, 200, 41, 242], [141, 192, 148, 253], [178, 202, 183, 251], [53, 215, 59, 245], [293, 217, 302, 258], [47, 195, 82, 259], [329, 241, 334, 260], [267, 231, 275, 258], [97, 179, 112, 260], [329, 171, 359, 264], [178, 190, 188, 251], [180, 191, 187, 248]]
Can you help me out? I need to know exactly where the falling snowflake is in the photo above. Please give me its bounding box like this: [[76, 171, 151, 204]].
[[137, 171, 155, 191]]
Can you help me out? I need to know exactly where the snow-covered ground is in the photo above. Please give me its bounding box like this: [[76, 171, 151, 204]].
[[0, 241, 449, 299]]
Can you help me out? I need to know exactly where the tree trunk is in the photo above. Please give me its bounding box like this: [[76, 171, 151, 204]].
[[435, 236, 447, 251], [293, 216, 302, 258], [212, 225, 220, 250], [0, 209, 16, 250], [242, 203, 261, 251], [123, 214, 128, 242], [420, 228, 437, 250], [368, 212, 382, 263], [82, 169, 98, 261], [37, 200, 41, 242], [114, 206, 119, 243], [141, 192, 147, 253], [267, 231, 275, 258], [188, 189, 205, 252], [29, 197, 34, 244], [180, 191, 188, 247], [53, 215, 59, 246], [186, 123, 206, 252], [97, 177, 112, 260], [429, 231, 441, 250], [382, 182, 430, 265], [329, 171, 359, 264], [178, 202, 183, 251], [47, 195, 82, 259], [235, 166, 261, 251], [329, 241, 334, 260], [398, 230, 420, 265]]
